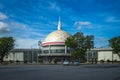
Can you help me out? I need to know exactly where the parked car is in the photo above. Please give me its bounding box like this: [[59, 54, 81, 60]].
[[63, 60, 70, 66], [73, 60, 80, 65]]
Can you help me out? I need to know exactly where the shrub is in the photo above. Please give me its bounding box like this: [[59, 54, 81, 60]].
[[16, 60, 20, 64], [54, 59, 57, 64], [100, 60, 104, 63], [39, 60, 43, 63], [9, 60, 13, 64], [107, 59, 111, 62], [24, 60, 28, 64], [114, 59, 117, 62]]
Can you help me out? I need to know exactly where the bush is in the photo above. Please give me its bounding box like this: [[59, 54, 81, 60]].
[[100, 60, 104, 63], [114, 60, 117, 62], [9, 60, 13, 64], [39, 60, 43, 63], [54, 59, 57, 64], [30, 60, 32, 63], [107, 59, 111, 63], [16, 60, 20, 64], [24, 60, 28, 64]]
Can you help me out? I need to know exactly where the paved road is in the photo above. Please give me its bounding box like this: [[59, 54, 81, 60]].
[[0, 64, 120, 80]]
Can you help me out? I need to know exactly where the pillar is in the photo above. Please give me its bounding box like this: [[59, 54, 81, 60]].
[[65, 45, 67, 54]]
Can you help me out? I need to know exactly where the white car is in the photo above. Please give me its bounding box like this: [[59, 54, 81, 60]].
[[63, 60, 70, 65]]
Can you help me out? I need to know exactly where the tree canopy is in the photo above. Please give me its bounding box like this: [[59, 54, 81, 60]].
[[109, 36, 120, 57], [0, 37, 14, 63], [65, 32, 94, 61]]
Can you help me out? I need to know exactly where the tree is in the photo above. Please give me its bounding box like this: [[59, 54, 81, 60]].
[[71, 49, 85, 61], [109, 36, 120, 58], [85, 35, 94, 50], [65, 32, 94, 61], [65, 36, 77, 49], [0, 37, 14, 63]]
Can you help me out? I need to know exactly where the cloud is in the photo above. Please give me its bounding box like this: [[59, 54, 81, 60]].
[[0, 22, 10, 33], [0, 12, 8, 20], [30, 31, 45, 37], [98, 37, 107, 42], [10, 22, 27, 29], [15, 38, 40, 49], [74, 21, 92, 30], [105, 16, 120, 22], [0, 12, 10, 33], [76, 22, 91, 25], [47, 1, 61, 12], [94, 37, 109, 48]]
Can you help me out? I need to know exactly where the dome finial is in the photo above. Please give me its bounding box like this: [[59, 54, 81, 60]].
[[58, 16, 62, 30]]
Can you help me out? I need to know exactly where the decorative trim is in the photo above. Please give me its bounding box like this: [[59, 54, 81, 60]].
[[42, 42, 65, 46]]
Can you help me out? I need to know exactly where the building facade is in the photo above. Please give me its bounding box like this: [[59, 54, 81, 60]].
[[39, 18, 71, 63], [3, 48, 120, 63], [4, 49, 41, 63], [86, 48, 120, 63], [3, 18, 120, 64]]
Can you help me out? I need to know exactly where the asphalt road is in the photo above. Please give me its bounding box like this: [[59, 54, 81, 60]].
[[0, 64, 120, 80]]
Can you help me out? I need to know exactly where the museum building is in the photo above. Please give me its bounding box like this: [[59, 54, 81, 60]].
[[38, 18, 71, 63], [3, 18, 120, 64]]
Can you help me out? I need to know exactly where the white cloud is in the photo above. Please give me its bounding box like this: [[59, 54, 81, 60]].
[[74, 21, 91, 26], [0, 22, 10, 33], [15, 38, 40, 49], [47, 1, 61, 12], [74, 21, 92, 30], [0, 22, 7, 28], [106, 16, 120, 22], [98, 37, 107, 42], [76, 26, 82, 30], [10, 22, 27, 29], [94, 37, 109, 48], [0, 12, 8, 20], [30, 31, 46, 37]]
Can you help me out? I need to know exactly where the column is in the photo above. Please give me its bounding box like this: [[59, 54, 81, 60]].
[[87, 51, 89, 62], [112, 52, 113, 64], [13, 52, 15, 62], [49, 45, 51, 54], [65, 45, 67, 54]]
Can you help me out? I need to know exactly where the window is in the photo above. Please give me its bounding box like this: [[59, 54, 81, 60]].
[[43, 50, 49, 53], [50, 49, 65, 53]]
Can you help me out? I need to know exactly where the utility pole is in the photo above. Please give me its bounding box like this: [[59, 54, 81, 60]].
[[38, 40, 41, 63]]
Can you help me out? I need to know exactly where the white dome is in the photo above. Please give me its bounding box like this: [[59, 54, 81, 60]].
[[44, 30, 71, 43], [42, 17, 71, 46]]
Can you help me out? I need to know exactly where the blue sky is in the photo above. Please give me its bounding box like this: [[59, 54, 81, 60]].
[[0, 0, 120, 48]]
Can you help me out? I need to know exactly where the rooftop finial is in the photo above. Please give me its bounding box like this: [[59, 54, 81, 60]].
[[58, 16, 62, 30]]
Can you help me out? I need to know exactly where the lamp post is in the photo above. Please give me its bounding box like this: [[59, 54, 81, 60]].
[[31, 45, 33, 63], [13, 44, 17, 63], [38, 40, 41, 63], [112, 51, 113, 64], [86, 50, 89, 63]]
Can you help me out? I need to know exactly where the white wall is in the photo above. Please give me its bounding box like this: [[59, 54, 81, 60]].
[[113, 53, 120, 61], [4, 52, 24, 61], [98, 51, 120, 61]]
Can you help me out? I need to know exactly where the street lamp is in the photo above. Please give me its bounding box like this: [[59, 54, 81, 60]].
[[38, 40, 41, 63], [38, 40, 41, 49]]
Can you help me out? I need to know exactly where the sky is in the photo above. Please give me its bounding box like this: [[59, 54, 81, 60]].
[[0, 0, 120, 48]]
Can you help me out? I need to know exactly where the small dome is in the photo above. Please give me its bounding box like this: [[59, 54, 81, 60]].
[[44, 30, 71, 43]]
